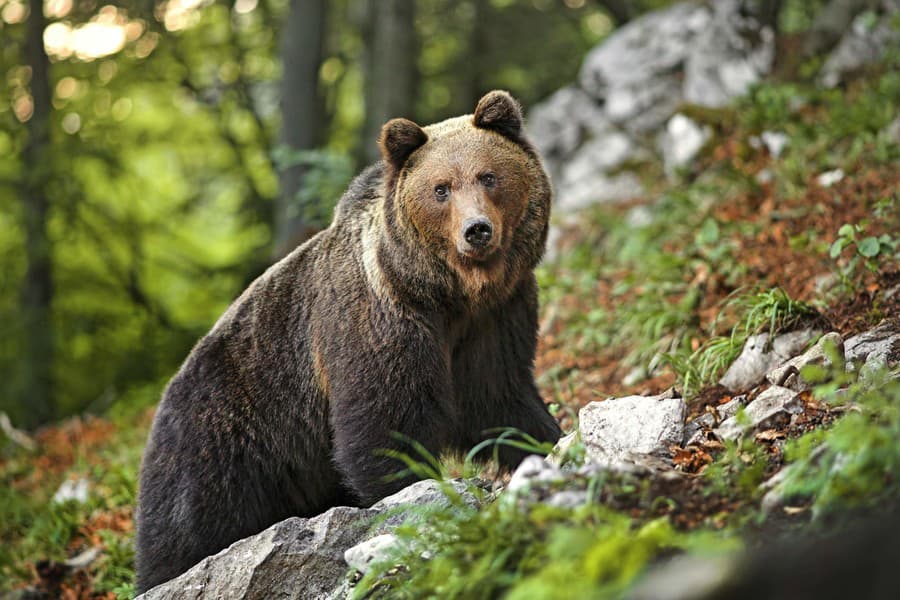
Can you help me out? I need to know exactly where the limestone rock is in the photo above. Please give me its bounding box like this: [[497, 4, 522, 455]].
[[715, 385, 802, 441], [579, 392, 686, 465], [766, 332, 845, 391], [683, 0, 774, 107], [507, 455, 565, 493], [137, 507, 373, 600], [844, 319, 900, 372], [344, 534, 403, 575], [658, 113, 711, 173], [719, 329, 821, 392], [579, 2, 710, 131], [137, 479, 482, 600]]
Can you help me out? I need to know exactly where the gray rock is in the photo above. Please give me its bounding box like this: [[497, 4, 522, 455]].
[[767, 332, 845, 391], [546, 490, 589, 509], [344, 534, 403, 575], [579, 392, 687, 465], [844, 319, 900, 372], [658, 113, 711, 173], [715, 385, 802, 440], [719, 329, 821, 392], [527, 86, 611, 162], [138, 507, 373, 600], [882, 116, 900, 146], [552, 133, 646, 211], [683, 395, 747, 445], [371, 478, 480, 512], [683, 0, 775, 107], [138, 479, 481, 600], [579, 3, 711, 131], [555, 165, 644, 212], [507, 455, 565, 493]]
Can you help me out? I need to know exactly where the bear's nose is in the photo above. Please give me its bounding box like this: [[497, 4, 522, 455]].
[[463, 218, 493, 248]]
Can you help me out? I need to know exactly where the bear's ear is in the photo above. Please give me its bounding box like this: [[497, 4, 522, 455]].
[[379, 118, 428, 171], [473, 90, 523, 140]]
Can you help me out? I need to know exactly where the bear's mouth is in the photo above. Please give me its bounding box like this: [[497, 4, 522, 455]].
[[456, 246, 502, 267]]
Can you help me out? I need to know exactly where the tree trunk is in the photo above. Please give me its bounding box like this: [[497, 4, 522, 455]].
[[360, 0, 418, 166], [748, 0, 785, 33], [274, 0, 327, 259], [458, 0, 488, 115], [20, 0, 55, 427]]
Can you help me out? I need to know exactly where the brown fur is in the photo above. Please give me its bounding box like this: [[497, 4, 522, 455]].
[[134, 91, 560, 593]]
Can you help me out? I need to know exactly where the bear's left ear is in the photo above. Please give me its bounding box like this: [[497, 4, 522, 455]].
[[473, 90, 523, 140], [379, 118, 428, 172]]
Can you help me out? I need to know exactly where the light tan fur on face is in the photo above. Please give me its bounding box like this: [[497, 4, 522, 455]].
[[397, 119, 531, 299]]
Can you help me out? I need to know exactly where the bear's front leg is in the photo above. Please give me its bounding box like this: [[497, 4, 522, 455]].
[[452, 277, 562, 470], [325, 310, 459, 506]]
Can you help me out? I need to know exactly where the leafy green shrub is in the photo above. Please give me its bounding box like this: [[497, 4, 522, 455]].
[[829, 223, 899, 295], [355, 502, 737, 599], [666, 287, 817, 397], [778, 367, 899, 519]]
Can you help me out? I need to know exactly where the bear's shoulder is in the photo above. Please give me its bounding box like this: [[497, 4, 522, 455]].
[[333, 164, 384, 223]]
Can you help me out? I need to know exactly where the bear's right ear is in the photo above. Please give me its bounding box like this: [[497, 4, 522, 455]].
[[379, 118, 428, 172]]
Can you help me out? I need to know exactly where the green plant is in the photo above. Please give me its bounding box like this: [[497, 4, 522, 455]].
[[829, 223, 899, 294], [777, 367, 900, 520], [666, 287, 817, 396], [271, 146, 355, 227], [354, 500, 738, 599]]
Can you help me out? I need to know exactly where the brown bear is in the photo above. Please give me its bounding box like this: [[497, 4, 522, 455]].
[[134, 90, 561, 593]]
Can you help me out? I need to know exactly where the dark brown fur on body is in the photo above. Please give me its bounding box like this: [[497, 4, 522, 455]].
[[135, 91, 561, 593]]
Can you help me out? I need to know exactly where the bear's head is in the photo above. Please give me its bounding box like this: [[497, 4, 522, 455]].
[[377, 91, 551, 311]]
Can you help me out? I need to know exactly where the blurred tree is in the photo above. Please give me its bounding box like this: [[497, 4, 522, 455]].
[[360, 0, 417, 165], [274, 0, 328, 259], [19, 0, 55, 427]]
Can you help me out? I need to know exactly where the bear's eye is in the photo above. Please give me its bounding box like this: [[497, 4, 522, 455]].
[[434, 184, 451, 201], [479, 173, 498, 188]]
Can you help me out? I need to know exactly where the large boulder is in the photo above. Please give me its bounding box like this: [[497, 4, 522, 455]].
[[137, 479, 481, 600], [527, 0, 775, 221], [579, 390, 687, 466]]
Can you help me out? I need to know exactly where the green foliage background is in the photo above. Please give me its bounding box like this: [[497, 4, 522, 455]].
[[0, 0, 615, 426]]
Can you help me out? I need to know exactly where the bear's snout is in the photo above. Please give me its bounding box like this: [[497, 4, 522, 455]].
[[463, 217, 493, 248]]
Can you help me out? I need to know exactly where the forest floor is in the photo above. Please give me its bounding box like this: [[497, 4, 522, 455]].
[[1, 69, 898, 598]]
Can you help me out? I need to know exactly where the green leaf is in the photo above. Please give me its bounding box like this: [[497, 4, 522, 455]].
[[857, 237, 881, 258], [837, 224, 855, 238], [829, 239, 847, 258]]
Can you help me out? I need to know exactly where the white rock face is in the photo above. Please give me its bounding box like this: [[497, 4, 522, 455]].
[[683, 0, 774, 107], [579, 392, 686, 465], [579, 2, 711, 132], [527, 0, 779, 227]]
